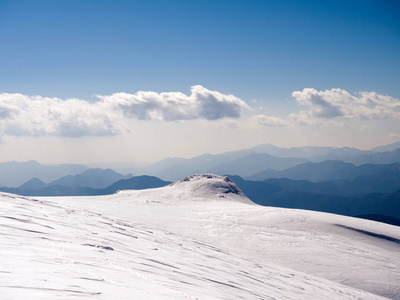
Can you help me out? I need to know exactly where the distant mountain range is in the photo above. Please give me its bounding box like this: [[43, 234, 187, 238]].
[[35, 168, 132, 189], [0, 160, 88, 187], [255, 189, 400, 221], [238, 143, 372, 161], [1, 170, 171, 196], [131, 142, 400, 181], [16, 168, 134, 192], [247, 160, 398, 182], [7, 160, 399, 199], [371, 140, 400, 152], [126, 152, 307, 181], [0, 140, 399, 226], [227, 175, 400, 221], [1, 140, 400, 184]]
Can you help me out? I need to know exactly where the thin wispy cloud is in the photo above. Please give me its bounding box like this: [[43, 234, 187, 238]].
[[253, 115, 288, 127], [0, 86, 249, 137]]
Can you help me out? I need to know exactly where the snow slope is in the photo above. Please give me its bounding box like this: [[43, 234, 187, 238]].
[[2, 174, 399, 299]]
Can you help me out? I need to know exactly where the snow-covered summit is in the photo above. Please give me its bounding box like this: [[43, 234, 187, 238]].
[[117, 174, 254, 205], [170, 174, 247, 198]]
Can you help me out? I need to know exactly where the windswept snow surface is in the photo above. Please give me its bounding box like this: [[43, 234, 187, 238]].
[[2, 174, 399, 299]]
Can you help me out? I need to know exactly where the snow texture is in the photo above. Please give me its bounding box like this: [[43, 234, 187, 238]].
[[1, 174, 399, 299]]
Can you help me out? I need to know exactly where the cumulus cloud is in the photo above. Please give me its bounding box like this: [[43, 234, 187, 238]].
[[98, 85, 249, 121], [254, 114, 288, 127], [0, 86, 249, 137], [290, 88, 400, 125], [0, 93, 122, 137]]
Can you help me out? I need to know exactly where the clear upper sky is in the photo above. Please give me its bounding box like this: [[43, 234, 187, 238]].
[[0, 0, 399, 164]]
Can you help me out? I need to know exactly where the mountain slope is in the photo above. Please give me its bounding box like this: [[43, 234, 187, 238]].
[[227, 175, 283, 200], [18, 177, 47, 190], [103, 175, 171, 194], [372, 140, 400, 152], [355, 214, 400, 227], [2, 189, 387, 299], [44, 174, 400, 299]]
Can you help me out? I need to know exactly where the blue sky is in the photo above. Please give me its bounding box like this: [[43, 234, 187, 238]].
[[0, 0, 399, 163]]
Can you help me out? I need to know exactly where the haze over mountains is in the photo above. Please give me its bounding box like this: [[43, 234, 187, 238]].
[[125, 143, 400, 181], [247, 160, 400, 182], [1, 170, 171, 197], [1, 141, 400, 226], [0, 160, 87, 187], [3, 141, 400, 185]]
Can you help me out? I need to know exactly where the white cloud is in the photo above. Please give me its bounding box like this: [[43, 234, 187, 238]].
[[98, 85, 249, 121], [254, 114, 288, 127], [0, 93, 123, 137], [0, 86, 249, 137], [290, 88, 400, 125]]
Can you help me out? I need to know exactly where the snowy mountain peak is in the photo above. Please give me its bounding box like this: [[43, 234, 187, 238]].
[[169, 174, 250, 201], [174, 174, 243, 194], [117, 174, 254, 204]]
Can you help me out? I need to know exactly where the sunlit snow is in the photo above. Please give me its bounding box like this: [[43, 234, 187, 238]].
[[1, 175, 399, 299]]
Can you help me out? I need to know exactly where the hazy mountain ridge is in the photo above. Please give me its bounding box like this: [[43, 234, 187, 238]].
[[371, 140, 400, 152], [344, 148, 400, 165], [134, 151, 305, 181], [0, 160, 88, 187], [46, 168, 132, 189], [227, 175, 400, 221], [1, 141, 399, 226], [255, 189, 400, 221], [209, 153, 308, 177], [132, 142, 400, 181], [247, 160, 399, 182], [258, 163, 400, 196], [244, 143, 374, 160], [1, 174, 171, 196], [18, 177, 47, 190], [1, 141, 399, 185], [17, 169, 133, 191]]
